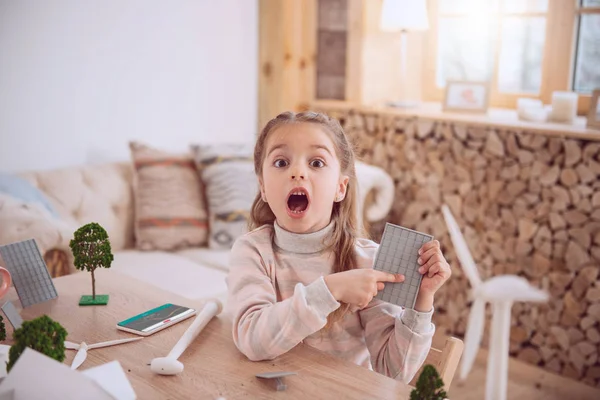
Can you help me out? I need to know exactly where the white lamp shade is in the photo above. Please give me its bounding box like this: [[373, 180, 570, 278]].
[[380, 0, 429, 32]]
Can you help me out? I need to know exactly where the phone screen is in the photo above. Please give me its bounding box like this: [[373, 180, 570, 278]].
[[117, 303, 195, 333]]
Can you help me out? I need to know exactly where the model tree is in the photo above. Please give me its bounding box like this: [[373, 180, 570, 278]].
[[69, 222, 114, 306], [7, 315, 67, 372], [410, 365, 448, 400]]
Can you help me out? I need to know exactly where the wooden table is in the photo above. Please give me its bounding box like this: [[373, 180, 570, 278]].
[[3, 269, 413, 399]]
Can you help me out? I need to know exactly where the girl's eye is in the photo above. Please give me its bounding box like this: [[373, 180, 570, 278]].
[[310, 159, 325, 168], [274, 159, 288, 168]]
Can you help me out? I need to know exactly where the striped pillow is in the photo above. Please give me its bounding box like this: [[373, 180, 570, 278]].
[[130, 142, 208, 250], [191, 143, 257, 249]]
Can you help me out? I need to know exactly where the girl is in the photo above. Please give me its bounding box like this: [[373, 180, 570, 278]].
[[226, 111, 451, 383]]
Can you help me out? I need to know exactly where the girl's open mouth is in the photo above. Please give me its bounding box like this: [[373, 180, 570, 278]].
[[286, 187, 310, 218]]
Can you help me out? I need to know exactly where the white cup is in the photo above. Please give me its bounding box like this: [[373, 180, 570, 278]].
[[549, 91, 578, 123]]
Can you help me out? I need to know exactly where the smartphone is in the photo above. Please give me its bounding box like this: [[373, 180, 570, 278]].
[[116, 303, 197, 336]]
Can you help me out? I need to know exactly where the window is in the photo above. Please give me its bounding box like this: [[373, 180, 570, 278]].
[[424, 0, 600, 113], [316, 0, 349, 100], [573, 0, 600, 93]]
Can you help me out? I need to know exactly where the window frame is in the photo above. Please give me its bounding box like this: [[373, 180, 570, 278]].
[[422, 0, 597, 114]]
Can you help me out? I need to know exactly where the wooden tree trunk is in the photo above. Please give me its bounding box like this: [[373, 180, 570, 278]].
[[91, 268, 96, 299]]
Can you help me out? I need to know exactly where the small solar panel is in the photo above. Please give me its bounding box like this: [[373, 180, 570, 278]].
[[373, 223, 433, 309], [0, 239, 58, 308]]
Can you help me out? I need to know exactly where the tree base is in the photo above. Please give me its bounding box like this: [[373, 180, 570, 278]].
[[79, 295, 109, 306]]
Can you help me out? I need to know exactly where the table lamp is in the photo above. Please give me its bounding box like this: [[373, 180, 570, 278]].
[[380, 0, 429, 107]]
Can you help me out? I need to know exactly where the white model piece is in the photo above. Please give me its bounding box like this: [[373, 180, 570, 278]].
[[441, 205, 548, 400], [65, 337, 143, 370], [255, 371, 297, 391], [151, 299, 222, 375]]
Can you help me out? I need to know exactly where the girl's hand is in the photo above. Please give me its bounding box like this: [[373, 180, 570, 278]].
[[324, 269, 404, 309], [414, 240, 451, 312]]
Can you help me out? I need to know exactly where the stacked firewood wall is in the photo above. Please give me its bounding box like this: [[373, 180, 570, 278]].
[[317, 107, 600, 388]]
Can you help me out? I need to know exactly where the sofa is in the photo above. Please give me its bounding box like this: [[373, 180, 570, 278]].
[[0, 160, 394, 305]]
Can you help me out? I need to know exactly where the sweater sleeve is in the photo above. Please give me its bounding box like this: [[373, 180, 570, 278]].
[[358, 301, 435, 383], [226, 235, 340, 361]]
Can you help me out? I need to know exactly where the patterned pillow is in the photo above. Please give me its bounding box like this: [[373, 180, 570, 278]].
[[191, 143, 257, 249], [130, 142, 208, 250]]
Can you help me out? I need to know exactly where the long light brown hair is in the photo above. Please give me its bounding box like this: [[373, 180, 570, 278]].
[[249, 111, 363, 326]]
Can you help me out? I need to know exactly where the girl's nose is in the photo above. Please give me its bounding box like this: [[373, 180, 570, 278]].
[[290, 163, 306, 180]]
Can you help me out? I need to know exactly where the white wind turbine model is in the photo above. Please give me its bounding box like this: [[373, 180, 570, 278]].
[[65, 337, 143, 370], [441, 205, 549, 400]]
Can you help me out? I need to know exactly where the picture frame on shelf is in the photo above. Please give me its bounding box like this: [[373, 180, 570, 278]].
[[443, 81, 490, 113], [587, 89, 600, 129]]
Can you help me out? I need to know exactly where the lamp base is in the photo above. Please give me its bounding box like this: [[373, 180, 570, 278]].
[[386, 100, 418, 108]]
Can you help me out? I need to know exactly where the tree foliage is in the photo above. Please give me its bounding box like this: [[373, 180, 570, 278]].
[[70, 222, 113, 298], [410, 364, 448, 400], [7, 315, 67, 372], [70, 222, 114, 273]]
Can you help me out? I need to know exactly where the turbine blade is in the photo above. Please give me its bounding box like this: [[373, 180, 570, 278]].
[[88, 337, 143, 349], [441, 205, 482, 287], [519, 286, 549, 303], [460, 298, 486, 380], [71, 343, 88, 370]]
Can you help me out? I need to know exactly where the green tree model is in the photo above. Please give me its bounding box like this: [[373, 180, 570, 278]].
[[0, 315, 5, 341], [7, 315, 67, 372], [69, 222, 114, 306], [410, 364, 448, 400]]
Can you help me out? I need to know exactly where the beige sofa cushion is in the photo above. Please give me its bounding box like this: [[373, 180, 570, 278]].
[[130, 142, 209, 251], [18, 163, 135, 251], [0, 193, 75, 261], [112, 250, 228, 302]]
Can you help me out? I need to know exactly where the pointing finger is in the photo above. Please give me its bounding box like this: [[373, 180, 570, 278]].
[[373, 270, 400, 282]]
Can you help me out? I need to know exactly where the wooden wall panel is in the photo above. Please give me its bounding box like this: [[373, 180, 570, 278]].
[[258, 0, 317, 129]]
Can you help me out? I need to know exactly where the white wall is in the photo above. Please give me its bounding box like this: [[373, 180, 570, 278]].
[[0, 0, 258, 172]]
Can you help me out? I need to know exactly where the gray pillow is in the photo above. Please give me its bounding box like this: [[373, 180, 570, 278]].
[[191, 144, 257, 249]]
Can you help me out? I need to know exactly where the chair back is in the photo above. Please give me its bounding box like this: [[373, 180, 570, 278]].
[[409, 336, 464, 391]]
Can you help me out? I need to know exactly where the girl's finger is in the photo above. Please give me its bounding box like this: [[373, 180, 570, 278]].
[[377, 282, 385, 291], [372, 270, 400, 282], [418, 239, 440, 255], [422, 253, 443, 269], [428, 261, 443, 278], [418, 247, 438, 264], [362, 296, 374, 309]]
